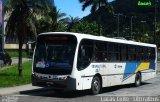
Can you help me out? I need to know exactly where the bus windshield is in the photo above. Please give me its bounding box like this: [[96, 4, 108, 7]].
[[33, 35, 77, 74]]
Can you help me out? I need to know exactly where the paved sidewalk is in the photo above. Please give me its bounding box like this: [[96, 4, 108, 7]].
[[0, 84, 42, 95], [11, 58, 32, 65]]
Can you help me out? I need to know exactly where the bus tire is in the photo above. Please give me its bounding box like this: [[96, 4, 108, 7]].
[[135, 72, 141, 87], [91, 76, 101, 95]]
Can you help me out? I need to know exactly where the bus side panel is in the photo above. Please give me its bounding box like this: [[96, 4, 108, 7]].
[[121, 62, 156, 85], [102, 63, 125, 87], [121, 74, 136, 85], [71, 72, 84, 90], [80, 63, 106, 90], [141, 71, 156, 81], [81, 77, 93, 90], [79, 61, 156, 90], [80, 63, 126, 89], [103, 75, 123, 87], [75, 76, 84, 90], [80, 63, 97, 90], [139, 61, 156, 81]]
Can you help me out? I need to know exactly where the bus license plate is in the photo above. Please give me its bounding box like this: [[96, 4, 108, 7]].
[[46, 82, 54, 85]]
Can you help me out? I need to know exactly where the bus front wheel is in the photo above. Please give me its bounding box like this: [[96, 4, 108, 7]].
[[91, 76, 101, 95], [135, 72, 141, 87]]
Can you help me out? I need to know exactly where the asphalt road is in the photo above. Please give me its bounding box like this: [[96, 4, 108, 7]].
[[0, 63, 160, 102]]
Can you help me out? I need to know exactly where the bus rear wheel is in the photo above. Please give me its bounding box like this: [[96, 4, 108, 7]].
[[135, 72, 141, 87], [91, 76, 101, 95]]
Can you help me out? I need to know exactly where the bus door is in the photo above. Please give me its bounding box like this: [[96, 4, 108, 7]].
[[77, 39, 94, 90]]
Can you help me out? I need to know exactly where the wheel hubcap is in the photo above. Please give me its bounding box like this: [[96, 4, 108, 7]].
[[93, 80, 99, 91], [136, 75, 140, 85]]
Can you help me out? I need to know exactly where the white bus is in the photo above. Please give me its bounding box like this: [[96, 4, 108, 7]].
[[32, 32, 157, 95]]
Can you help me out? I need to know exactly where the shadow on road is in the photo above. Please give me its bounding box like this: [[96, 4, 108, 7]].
[[19, 82, 151, 98], [101, 82, 150, 94], [20, 88, 91, 98]]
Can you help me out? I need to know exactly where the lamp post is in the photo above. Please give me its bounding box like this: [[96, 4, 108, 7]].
[[124, 27, 129, 39], [141, 20, 146, 34], [130, 16, 136, 39], [98, 0, 101, 36], [114, 13, 123, 37], [130, 16, 133, 39], [154, 0, 158, 45], [117, 14, 120, 37]]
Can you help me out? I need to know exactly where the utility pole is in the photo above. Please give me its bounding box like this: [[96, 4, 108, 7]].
[[154, 0, 158, 45], [98, 0, 101, 36], [117, 14, 120, 37], [130, 16, 133, 39], [115, 13, 123, 37], [141, 21, 146, 34]]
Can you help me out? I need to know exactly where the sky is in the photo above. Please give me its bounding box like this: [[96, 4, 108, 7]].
[[54, 0, 113, 18]]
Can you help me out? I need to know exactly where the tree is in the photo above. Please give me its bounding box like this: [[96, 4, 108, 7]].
[[67, 16, 80, 32], [112, 0, 160, 43], [36, 14, 53, 34], [49, 6, 70, 31], [82, 0, 160, 43], [5, 0, 52, 77], [79, 0, 113, 36], [36, 6, 69, 34], [51, 9, 69, 31], [71, 20, 99, 35]]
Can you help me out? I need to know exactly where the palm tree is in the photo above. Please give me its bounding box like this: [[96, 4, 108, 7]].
[[36, 16, 52, 34], [5, 0, 52, 77], [67, 16, 80, 32], [48, 7, 69, 31], [79, 0, 113, 36], [36, 6, 69, 34]]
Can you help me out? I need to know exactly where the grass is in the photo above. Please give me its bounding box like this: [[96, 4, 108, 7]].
[[0, 61, 32, 87], [158, 58, 160, 62], [6, 50, 27, 58]]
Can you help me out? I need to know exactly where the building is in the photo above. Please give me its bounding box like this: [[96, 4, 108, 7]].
[[4, 0, 55, 50], [0, 0, 2, 51], [0, 0, 2, 25]]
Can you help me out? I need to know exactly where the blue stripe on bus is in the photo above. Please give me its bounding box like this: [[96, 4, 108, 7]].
[[149, 62, 155, 70], [123, 62, 141, 81], [122, 62, 155, 81]]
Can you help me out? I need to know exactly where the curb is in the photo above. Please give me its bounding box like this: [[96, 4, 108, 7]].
[[19, 87, 54, 95], [0, 87, 53, 96], [0, 83, 55, 96]]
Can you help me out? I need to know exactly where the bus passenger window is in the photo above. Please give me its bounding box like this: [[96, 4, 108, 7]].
[[143, 47, 148, 61], [120, 44, 127, 61], [149, 48, 156, 61], [77, 40, 94, 70], [95, 42, 108, 62]]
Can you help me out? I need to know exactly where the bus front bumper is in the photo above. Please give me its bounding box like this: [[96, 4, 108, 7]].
[[31, 74, 76, 91]]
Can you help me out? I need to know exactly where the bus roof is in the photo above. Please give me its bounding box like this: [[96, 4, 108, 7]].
[[39, 32, 156, 48]]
